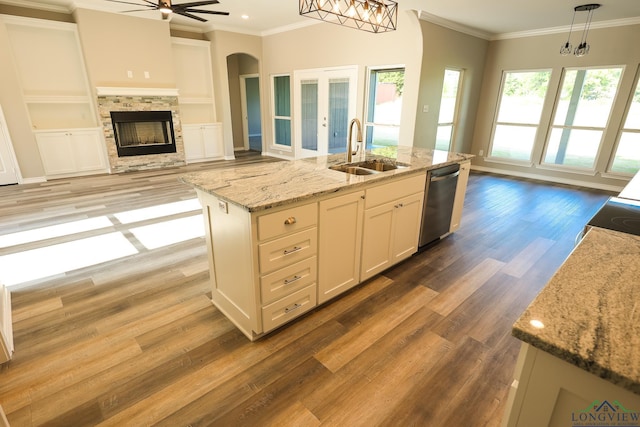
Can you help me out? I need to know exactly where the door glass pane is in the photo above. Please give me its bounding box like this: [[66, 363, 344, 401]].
[[491, 125, 537, 161], [365, 68, 403, 149], [328, 78, 349, 154], [544, 128, 602, 168], [365, 125, 399, 149], [301, 79, 318, 151], [435, 125, 453, 151], [553, 68, 622, 128]]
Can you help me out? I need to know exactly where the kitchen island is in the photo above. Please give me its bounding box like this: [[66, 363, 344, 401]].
[[503, 173, 640, 426], [180, 147, 473, 340]]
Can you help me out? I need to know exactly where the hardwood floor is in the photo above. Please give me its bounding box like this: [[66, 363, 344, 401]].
[[0, 152, 614, 426]]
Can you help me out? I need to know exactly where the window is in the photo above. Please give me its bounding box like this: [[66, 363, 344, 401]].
[[364, 67, 404, 149], [543, 67, 623, 170], [489, 70, 551, 162], [436, 69, 463, 151], [609, 72, 640, 175], [272, 75, 291, 147]]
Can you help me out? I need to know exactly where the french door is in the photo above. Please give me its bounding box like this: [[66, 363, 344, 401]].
[[293, 67, 358, 158]]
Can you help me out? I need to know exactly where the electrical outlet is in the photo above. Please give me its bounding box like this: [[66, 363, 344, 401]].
[[422, 105, 429, 113], [127, 70, 133, 78], [218, 200, 228, 213], [479, 149, 484, 156], [144, 71, 150, 79]]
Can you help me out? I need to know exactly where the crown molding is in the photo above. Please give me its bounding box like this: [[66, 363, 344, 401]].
[[417, 11, 493, 40], [493, 16, 640, 40], [96, 87, 180, 97]]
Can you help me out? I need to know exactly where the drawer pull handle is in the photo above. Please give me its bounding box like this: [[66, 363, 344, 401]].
[[284, 217, 297, 225], [284, 275, 302, 285], [283, 246, 302, 255], [285, 303, 302, 314]]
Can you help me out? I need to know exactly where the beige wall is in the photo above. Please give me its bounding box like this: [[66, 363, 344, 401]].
[[74, 8, 176, 88], [414, 21, 488, 153], [472, 24, 640, 189], [261, 10, 423, 157]]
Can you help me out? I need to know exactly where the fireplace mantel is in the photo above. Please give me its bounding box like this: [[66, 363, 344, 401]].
[[96, 87, 180, 97]]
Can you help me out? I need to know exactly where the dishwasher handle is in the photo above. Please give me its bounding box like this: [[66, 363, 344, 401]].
[[430, 170, 460, 182]]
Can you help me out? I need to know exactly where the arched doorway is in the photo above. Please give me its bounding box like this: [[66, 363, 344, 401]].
[[226, 53, 262, 153]]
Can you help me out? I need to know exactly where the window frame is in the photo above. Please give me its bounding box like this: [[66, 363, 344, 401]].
[[363, 64, 405, 150], [271, 73, 292, 150], [607, 66, 640, 176], [540, 65, 625, 173], [487, 68, 553, 166]]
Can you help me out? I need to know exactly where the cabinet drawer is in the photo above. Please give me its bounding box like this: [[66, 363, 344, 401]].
[[258, 228, 317, 274], [261, 284, 317, 332], [258, 203, 318, 241], [260, 256, 317, 305], [365, 173, 426, 209]]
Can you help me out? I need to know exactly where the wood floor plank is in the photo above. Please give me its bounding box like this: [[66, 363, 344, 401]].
[[0, 153, 615, 426]]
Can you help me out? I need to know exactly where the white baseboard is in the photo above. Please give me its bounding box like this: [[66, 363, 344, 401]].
[[471, 165, 625, 192], [20, 176, 47, 184]]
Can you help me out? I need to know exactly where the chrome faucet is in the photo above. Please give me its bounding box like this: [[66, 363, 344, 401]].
[[347, 118, 362, 163]]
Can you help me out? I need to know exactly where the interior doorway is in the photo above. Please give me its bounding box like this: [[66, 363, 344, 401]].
[[0, 105, 20, 185], [227, 54, 261, 153], [240, 74, 262, 152]]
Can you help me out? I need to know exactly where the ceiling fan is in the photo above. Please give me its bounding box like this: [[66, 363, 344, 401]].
[[106, 0, 230, 22]]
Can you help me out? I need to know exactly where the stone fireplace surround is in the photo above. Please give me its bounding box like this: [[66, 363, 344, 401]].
[[96, 87, 186, 173]]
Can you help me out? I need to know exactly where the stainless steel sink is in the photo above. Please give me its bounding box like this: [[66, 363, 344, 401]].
[[329, 159, 408, 175]]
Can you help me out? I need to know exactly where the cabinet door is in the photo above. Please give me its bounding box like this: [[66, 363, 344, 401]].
[[318, 190, 364, 303], [392, 192, 424, 263], [202, 124, 223, 158], [35, 131, 76, 175], [182, 125, 205, 161], [450, 160, 471, 232], [360, 200, 395, 282], [69, 130, 107, 172]]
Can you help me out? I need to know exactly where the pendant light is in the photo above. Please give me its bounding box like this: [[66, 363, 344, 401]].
[[300, 0, 398, 33], [560, 4, 601, 57]]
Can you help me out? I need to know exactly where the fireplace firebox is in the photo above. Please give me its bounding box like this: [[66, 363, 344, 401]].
[[110, 111, 177, 157]]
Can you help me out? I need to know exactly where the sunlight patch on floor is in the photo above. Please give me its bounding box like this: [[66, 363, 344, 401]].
[[0, 233, 138, 286], [0, 216, 114, 248], [114, 199, 201, 224], [129, 215, 205, 250]]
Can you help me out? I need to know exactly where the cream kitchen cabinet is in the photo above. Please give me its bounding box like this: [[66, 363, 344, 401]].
[[318, 190, 365, 304], [35, 128, 108, 177], [194, 169, 431, 340], [450, 160, 471, 232], [198, 193, 318, 340], [182, 123, 223, 163], [360, 173, 425, 281]]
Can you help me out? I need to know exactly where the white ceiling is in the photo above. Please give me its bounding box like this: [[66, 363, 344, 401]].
[[3, 0, 640, 38]]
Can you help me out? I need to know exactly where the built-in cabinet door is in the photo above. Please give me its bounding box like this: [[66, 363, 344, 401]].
[[318, 190, 364, 303], [450, 160, 471, 232], [182, 123, 223, 162], [36, 129, 107, 176]]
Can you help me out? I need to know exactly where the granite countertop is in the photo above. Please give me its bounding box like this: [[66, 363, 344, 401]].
[[512, 227, 640, 394], [180, 147, 473, 212]]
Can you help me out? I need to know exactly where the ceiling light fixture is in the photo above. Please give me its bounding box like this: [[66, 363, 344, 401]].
[[299, 0, 398, 33], [560, 3, 600, 57]]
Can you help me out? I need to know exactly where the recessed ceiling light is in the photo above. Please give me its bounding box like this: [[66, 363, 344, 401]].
[[241, 14, 249, 20]]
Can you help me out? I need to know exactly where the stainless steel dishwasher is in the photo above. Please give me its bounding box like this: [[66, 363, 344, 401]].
[[419, 163, 460, 247]]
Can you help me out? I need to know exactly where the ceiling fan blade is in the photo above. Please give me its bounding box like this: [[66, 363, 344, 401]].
[[105, 0, 156, 7], [172, 0, 220, 8], [174, 10, 208, 22], [183, 8, 229, 16], [121, 8, 155, 12]]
